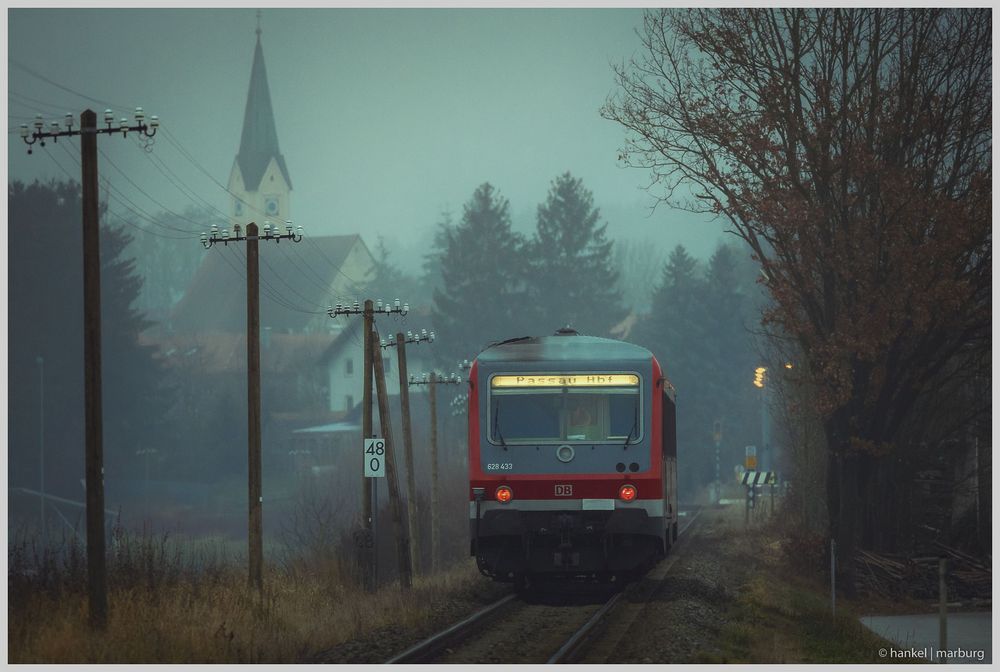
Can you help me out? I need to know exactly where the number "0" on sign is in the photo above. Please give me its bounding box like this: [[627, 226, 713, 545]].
[[364, 438, 386, 478]]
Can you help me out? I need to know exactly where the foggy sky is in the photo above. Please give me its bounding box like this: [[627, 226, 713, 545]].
[[8, 8, 730, 272]]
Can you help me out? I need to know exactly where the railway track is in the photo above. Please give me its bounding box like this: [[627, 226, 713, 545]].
[[386, 507, 703, 664]]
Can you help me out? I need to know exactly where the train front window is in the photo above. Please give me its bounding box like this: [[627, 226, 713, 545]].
[[490, 382, 641, 445]]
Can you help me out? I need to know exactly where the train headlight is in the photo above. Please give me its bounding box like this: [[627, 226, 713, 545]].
[[556, 444, 575, 463], [618, 484, 638, 502], [495, 485, 513, 504]]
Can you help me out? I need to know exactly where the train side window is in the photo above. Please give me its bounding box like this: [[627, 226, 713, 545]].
[[662, 392, 677, 457]]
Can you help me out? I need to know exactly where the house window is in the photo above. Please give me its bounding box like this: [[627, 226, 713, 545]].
[[345, 358, 354, 376], [345, 395, 354, 411]]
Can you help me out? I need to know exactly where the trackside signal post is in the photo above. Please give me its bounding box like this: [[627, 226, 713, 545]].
[[20, 107, 159, 629], [363, 436, 384, 589]]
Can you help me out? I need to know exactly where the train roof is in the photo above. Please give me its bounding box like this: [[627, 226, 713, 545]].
[[476, 330, 654, 363]]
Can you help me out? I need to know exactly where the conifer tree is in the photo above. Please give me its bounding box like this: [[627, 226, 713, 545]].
[[430, 183, 526, 363], [526, 172, 623, 336]]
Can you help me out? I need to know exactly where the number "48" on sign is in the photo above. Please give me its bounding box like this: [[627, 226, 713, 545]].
[[364, 438, 386, 478]]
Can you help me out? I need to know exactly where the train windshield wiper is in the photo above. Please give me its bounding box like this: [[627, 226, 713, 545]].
[[623, 404, 638, 450], [493, 401, 508, 451]]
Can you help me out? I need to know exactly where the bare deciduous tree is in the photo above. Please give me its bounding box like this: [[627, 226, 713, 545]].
[[604, 9, 991, 592]]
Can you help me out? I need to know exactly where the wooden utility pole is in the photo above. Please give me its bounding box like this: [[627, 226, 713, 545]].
[[246, 222, 263, 593], [407, 369, 460, 574], [395, 333, 420, 574], [81, 108, 108, 629], [362, 300, 375, 591], [372, 330, 412, 589], [199, 220, 302, 594], [429, 371, 439, 574], [20, 106, 161, 630]]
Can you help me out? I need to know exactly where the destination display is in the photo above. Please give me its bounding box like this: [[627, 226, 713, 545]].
[[491, 373, 639, 388]]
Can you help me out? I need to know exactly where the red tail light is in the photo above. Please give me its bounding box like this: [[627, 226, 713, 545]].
[[618, 484, 637, 502], [495, 485, 513, 504]]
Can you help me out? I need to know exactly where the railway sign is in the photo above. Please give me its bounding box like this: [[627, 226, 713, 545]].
[[744, 445, 757, 470], [364, 438, 386, 478], [741, 471, 777, 486]]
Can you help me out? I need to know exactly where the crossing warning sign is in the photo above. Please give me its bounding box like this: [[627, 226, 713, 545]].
[[741, 471, 777, 486]]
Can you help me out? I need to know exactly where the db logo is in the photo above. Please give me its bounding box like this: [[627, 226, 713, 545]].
[[554, 484, 573, 496]]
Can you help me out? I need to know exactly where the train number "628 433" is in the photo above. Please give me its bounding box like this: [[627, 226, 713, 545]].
[[486, 462, 513, 471]]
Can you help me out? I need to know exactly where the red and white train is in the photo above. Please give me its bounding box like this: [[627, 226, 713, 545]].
[[467, 328, 678, 582]]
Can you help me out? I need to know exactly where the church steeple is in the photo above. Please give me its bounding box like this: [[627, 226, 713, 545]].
[[236, 17, 291, 191], [229, 13, 292, 224]]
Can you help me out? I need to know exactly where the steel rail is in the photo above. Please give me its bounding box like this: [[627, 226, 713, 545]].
[[547, 506, 703, 664], [385, 593, 517, 663], [386, 507, 703, 665]]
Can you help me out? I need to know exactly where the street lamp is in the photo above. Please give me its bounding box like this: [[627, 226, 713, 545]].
[[753, 366, 769, 471]]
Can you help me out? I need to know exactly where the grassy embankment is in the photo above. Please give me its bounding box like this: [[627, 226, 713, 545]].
[[698, 503, 906, 664], [8, 528, 498, 664]]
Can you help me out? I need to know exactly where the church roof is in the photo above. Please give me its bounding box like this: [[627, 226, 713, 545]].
[[237, 33, 292, 192]]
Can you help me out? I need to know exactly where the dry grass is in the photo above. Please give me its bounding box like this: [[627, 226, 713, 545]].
[[8, 525, 491, 664]]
